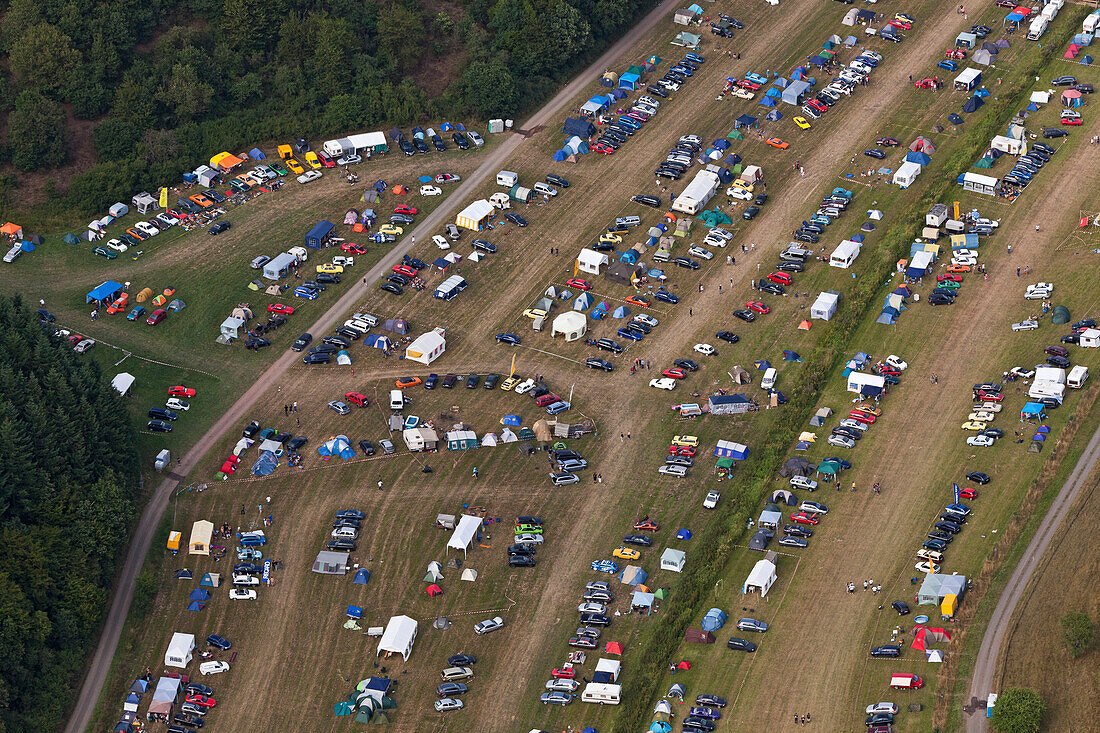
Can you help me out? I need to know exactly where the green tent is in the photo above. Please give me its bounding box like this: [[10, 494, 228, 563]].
[[372, 712, 390, 724], [820, 48, 836, 58], [818, 460, 839, 475], [381, 696, 397, 710], [732, 163, 744, 175], [334, 701, 354, 716], [972, 157, 993, 169], [823, 40, 836, 50], [518, 427, 535, 440], [699, 210, 732, 227], [654, 587, 667, 599], [715, 458, 735, 470], [727, 129, 744, 140], [355, 708, 373, 723], [627, 64, 645, 77], [1051, 305, 1070, 325], [62, 233, 80, 245]]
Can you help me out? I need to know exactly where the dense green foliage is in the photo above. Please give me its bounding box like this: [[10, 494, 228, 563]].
[[0, 0, 653, 214], [1060, 611, 1095, 658], [990, 688, 1045, 733], [0, 293, 139, 732]]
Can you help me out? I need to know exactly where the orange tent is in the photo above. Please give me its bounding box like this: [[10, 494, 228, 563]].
[[798, 320, 811, 330], [605, 641, 624, 655], [210, 152, 245, 172], [1, 222, 22, 239], [392, 185, 409, 195], [425, 584, 443, 597]]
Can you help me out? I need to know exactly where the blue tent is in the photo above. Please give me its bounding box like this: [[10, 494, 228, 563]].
[[609, 88, 627, 100], [948, 113, 964, 124], [1083, 55, 1094, 65], [574, 292, 594, 310], [876, 310, 897, 325], [618, 565, 648, 585], [189, 588, 211, 601], [765, 109, 783, 122], [783, 350, 802, 361], [791, 67, 807, 80], [364, 334, 391, 350], [1026, 102, 1040, 112], [676, 528, 693, 540], [809, 55, 828, 66], [440, 122, 454, 131], [851, 233, 865, 243], [552, 150, 568, 161], [651, 722, 673, 733], [771, 76, 789, 88], [199, 573, 218, 587], [1021, 403, 1045, 418], [318, 435, 355, 460], [347, 605, 363, 618], [753, 360, 771, 370], [962, 96, 984, 113], [174, 569, 192, 580], [619, 72, 641, 90], [187, 600, 205, 612], [725, 153, 742, 166], [975, 88, 990, 98], [906, 151, 931, 165], [612, 305, 630, 318], [250, 450, 279, 476], [701, 608, 728, 631], [86, 280, 123, 304], [765, 87, 782, 98], [563, 118, 596, 137], [1036, 425, 1051, 434], [353, 569, 370, 585], [758, 96, 776, 108], [373, 179, 387, 191], [19, 240, 35, 252], [502, 414, 522, 426], [248, 147, 266, 160]]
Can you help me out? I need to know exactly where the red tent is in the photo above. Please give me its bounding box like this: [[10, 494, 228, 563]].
[[676, 660, 692, 670], [426, 584, 443, 597], [605, 641, 624, 655]]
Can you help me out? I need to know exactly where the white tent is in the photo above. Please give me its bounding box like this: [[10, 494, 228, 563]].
[[867, 209, 883, 220], [847, 371, 885, 395], [743, 559, 777, 597], [111, 372, 136, 396], [164, 632, 195, 668], [188, 520, 214, 555], [810, 292, 839, 320], [842, 8, 858, 25], [551, 311, 588, 341], [425, 560, 443, 582], [1030, 90, 1050, 104], [456, 200, 494, 231], [220, 316, 245, 339], [262, 252, 297, 280], [377, 615, 418, 660], [893, 161, 922, 188], [447, 514, 483, 556], [577, 248, 609, 275], [926, 649, 944, 663], [481, 433, 498, 447], [405, 328, 446, 365], [660, 548, 686, 573], [461, 568, 478, 582], [500, 428, 518, 442]]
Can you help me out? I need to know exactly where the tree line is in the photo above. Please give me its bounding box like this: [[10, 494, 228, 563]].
[[0, 293, 139, 731], [0, 0, 654, 216]]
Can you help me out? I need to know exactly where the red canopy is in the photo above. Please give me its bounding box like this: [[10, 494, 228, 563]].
[[1013, 6, 1031, 16]]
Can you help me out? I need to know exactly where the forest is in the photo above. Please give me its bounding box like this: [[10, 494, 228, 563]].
[[0, 0, 654, 216], [0, 293, 139, 731]]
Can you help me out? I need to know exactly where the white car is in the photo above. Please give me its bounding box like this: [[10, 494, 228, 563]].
[[106, 238, 128, 252], [710, 228, 734, 241], [420, 185, 442, 196], [638, 96, 661, 108], [866, 702, 898, 716], [789, 475, 817, 491], [252, 165, 275, 179], [658, 465, 688, 477], [199, 661, 230, 675], [727, 187, 753, 201], [337, 154, 362, 165], [972, 401, 1002, 413], [954, 249, 978, 258], [514, 533, 543, 544], [166, 398, 190, 411], [578, 602, 607, 614], [473, 616, 504, 635], [969, 411, 995, 422], [1012, 320, 1039, 331], [546, 679, 579, 692], [332, 256, 354, 267], [1009, 367, 1035, 380], [650, 378, 677, 390], [515, 378, 536, 394], [885, 355, 907, 371], [135, 222, 159, 237], [967, 435, 995, 447], [694, 343, 716, 356], [1025, 282, 1054, 297], [827, 435, 855, 449], [154, 213, 178, 228], [951, 257, 976, 267], [862, 51, 883, 62], [435, 698, 463, 712], [680, 135, 702, 145], [297, 170, 322, 184], [689, 246, 713, 260], [660, 80, 681, 91], [838, 418, 869, 432], [703, 490, 720, 509], [432, 235, 450, 249], [74, 339, 96, 354], [703, 234, 729, 248], [467, 131, 484, 146], [232, 574, 259, 586], [634, 314, 659, 327], [799, 501, 828, 515], [229, 589, 257, 600]]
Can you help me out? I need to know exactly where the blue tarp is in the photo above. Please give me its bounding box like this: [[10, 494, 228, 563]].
[[248, 147, 266, 160], [318, 435, 355, 460], [347, 605, 363, 618], [250, 450, 279, 476], [353, 569, 370, 585], [502, 415, 522, 426], [735, 114, 757, 128], [86, 280, 123, 303], [906, 151, 931, 165]]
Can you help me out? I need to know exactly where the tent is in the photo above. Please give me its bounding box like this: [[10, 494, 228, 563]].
[[770, 489, 797, 505], [973, 49, 993, 65], [353, 568, 371, 585], [700, 608, 728, 631], [714, 440, 750, 460], [187, 601, 205, 612], [425, 583, 443, 597], [424, 561, 444, 583], [149, 677, 180, 716], [318, 435, 355, 460], [619, 565, 648, 585], [188, 520, 213, 555], [313, 551, 350, 575], [906, 151, 931, 166], [962, 96, 984, 113], [189, 588, 211, 601], [86, 280, 124, 304], [164, 633, 195, 668], [447, 514, 483, 556], [660, 548, 686, 573], [810, 291, 839, 320], [1062, 89, 1083, 107], [377, 615, 418, 660], [780, 457, 816, 477], [551, 311, 587, 341], [735, 114, 757, 128], [199, 572, 219, 587], [676, 528, 693, 540], [461, 568, 478, 581], [605, 641, 624, 655], [1052, 306, 1070, 325], [743, 558, 777, 597], [684, 629, 714, 644]]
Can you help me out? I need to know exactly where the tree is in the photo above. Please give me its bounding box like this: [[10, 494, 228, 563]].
[[546, 0, 591, 66], [1061, 611, 1095, 658], [457, 60, 518, 117], [990, 687, 1045, 733], [92, 118, 141, 161], [6, 91, 66, 171], [159, 63, 214, 122], [7, 23, 82, 96]]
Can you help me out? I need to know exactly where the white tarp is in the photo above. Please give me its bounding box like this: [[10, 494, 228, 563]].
[[377, 615, 418, 660], [447, 514, 483, 556]]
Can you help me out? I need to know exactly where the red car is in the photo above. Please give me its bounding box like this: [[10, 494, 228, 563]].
[[736, 80, 761, 91], [975, 390, 1003, 402], [551, 667, 576, 679], [169, 386, 196, 398], [268, 303, 295, 314], [791, 512, 819, 526], [146, 309, 168, 326], [342, 242, 367, 254], [393, 264, 417, 277], [876, 137, 900, 147], [959, 487, 978, 500], [877, 366, 901, 377], [662, 368, 687, 380], [914, 79, 939, 90], [592, 143, 615, 155], [165, 208, 188, 220], [669, 445, 696, 457], [1061, 117, 1083, 126], [633, 520, 659, 531], [185, 694, 216, 708], [889, 19, 912, 30], [566, 278, 591, 291], [849, 410, 876, 424], [68, 333, 84, 345], [746, 301, 770, 314], [625, 295, 650, 308], [394, 205, 418, 215], [344, 391, 368, 407], [937, 273, 963, 283], [945, 49, 965, 59], [316, 151, 336, 168], [805, 99, 827, 113], [767, 272, 792, 285]]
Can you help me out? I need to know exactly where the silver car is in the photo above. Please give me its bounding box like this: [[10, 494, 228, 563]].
[[435, 698, 464, 711]]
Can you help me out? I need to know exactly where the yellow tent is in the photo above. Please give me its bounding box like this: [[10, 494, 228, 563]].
[[136, 287, 153, 302], [189, 520, 214, 555], [167, 531, 181, 552], [941, 593, 958, 618], [210, 152, 244, 172]]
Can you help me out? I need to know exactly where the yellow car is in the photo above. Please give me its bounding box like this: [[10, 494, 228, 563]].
[[499, 376, 519, 391], [856, 404, 882, 416], [599, 232, 622, 244], [961, 421, 987, 431], [379, 224, 403, 235], [732, 180, 753, 193], [286, 158, 305, 174], [612, 547, 640, 560], [305, 151, 322, 169], [522, 308, 548, 320], [793, 116, 811, 130], [317, 263, 344, 274], [671, 435, 699, 447]]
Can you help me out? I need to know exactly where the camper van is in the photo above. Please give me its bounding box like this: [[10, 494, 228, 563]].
[[433, 275, 469, 301], [890, 674, 924, 690], [581, 683, 621, 705], [489, 192, 511, 210], [761, 368, 777, 390], [496, 170, 519, 187], [389, 389, 405, 410], [1068, 365, 1089, 388]]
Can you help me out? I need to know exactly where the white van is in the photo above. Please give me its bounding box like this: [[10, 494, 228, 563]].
[[288, 246, 308, 262], [389, 389, 404, 410], [1068, 365, 1089, 388], [581, 683, 621, 705], [353, 312, 379, 327], [496, 170, 518, 186], [533, 182, 558, 197], [761, 368, 777, 390]]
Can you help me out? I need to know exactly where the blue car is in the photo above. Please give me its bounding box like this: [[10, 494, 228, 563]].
[[670, 65, 693, 77], [938, 60, 958, 72], [294, 286, 319, 299], [618, 117, 640, 130], [745, 72, 768, 85], [238, 535, 265, 546], [590, 560, 619, 574], [854, 56, 879, 67], [617, 328, 643, 341], [685, 52, 706, 63], [655, 289, 679, 304], [127, 306, 146, 321]]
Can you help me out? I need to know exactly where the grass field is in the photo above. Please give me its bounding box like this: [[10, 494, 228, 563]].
[[67, 0, 1100, 731]]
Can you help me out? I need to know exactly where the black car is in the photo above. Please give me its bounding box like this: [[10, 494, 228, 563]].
[[579, 612, 611, 626], [727, 637, 756, 652], [302, 352, 330, 365], [870, 644, 901, 658], [303, 280, 326, 291], [452, 132, 470, 149], [442, 373, 458, 388], [1042, 128, 1069, 138], [186, 682, 214, 696], [334, 326, 360, 341], [505, 212, 528, 227], [484, 373, 500, 389], [655, 168, 682, 180], [507, 543, 535, 556], [591, 241, 616, 252], [754, 193, 768, 206], [966, 471, 990, 484], [935, 520, 962, 534], [623, 534, 653, 547], [1032, 142, 1056, 155], [209, 221, 231, 235], [927, 530, 953, 543], [206, 634, 232, 650], [832, 426, 862, 441], [309, 343, 337, 355], [1052, 75, 1077, 86], [924, 538, 948, 552], [245, 336, 271, 350], [380, 282, 403, 295], [633, 194, 662, 207], [496, 333, 521, 345], [674, 358, 699, 371], [431, 134, 446, 151], [683, 718, 715, 732], [437, 682, 468, 697], [696, 695, 727, 708], [758, 281, 785, 295], [147, 419, 173, 432], [596, 137, 620, 149], [465, 374, 481, 388], [675, 257, 701, 270], [203, 189, 226, 204], [892, 600, 910, 615], [413, 138, 429, 153], [742, 206, 760, 220], [243, 420, 262, 438], [471, 239, 497, 253], [646, 84, 670, 98], [322, 335, 350, 348], [448, 654, 477, 666], [867, 713, 896, 727], [794, 230, 819, 244], [1047, 354, 1071, 368], [928, 293, 955, 305], [942, 512, 968, 525], [174, 713, 205, 728], [586, 357, 614, 372], [424, 373, 439, 389], [398, 139, 415, 155], [358, 440, 376, 456], [864, 148, 886, 159], [509, 555, 536, 567], [783, 525, 812, 538], [287, 436, 308, 451], [596, 338, 623, 354], [547, 174, 570, 188], [404, 255, 429, 270], [387, 273, 410, 286], [733, 309, 755, 322], [655, 289, 679, 304], [775, 260, 804, 272]]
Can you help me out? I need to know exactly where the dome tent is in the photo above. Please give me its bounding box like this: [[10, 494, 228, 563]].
[[1051, 305, 1070, 325]]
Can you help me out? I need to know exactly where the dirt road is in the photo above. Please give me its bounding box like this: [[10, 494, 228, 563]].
[[62, 6, 678, 731], [965, 420, 1100, 731]]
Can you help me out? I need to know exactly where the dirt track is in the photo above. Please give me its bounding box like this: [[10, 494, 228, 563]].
[[62, 5, 681, 730]]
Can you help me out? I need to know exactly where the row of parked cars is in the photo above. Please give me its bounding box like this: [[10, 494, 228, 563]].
[[147, 385, 197, 432], [435, 618, 502, 713], [802, 49, 887, 125], [328, 508, 365, 550], [394, 126, 484, 157], [508, 515, 544, 568]]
